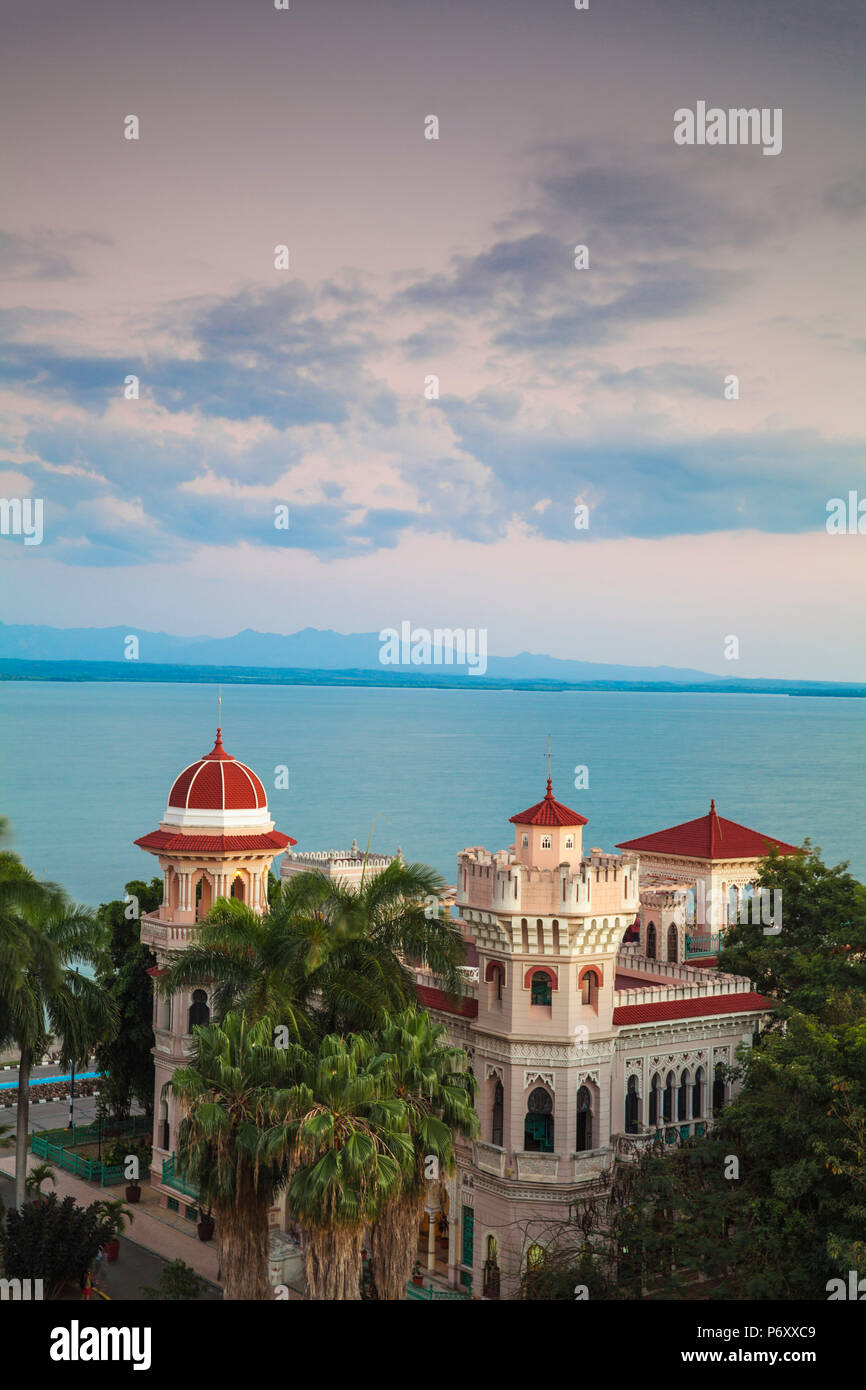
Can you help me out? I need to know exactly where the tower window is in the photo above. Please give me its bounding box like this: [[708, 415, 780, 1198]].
[[188, 989, 210, 1031], [530, 971, 552, 1006], [541, 835, 552, 850], [491, 1079, 504, 1147], [565, 835, 574, 850], [524, 1088, 554, 1152], [521, 834, 529, 848], [576, 1085, 593, 1152], [581, 969, 600, 1007]]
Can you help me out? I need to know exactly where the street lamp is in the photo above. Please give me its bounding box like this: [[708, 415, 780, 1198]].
[[67, 967, 79, 1131]]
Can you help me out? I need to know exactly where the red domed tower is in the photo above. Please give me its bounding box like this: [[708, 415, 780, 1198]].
[[135, 727, 295, 1206]]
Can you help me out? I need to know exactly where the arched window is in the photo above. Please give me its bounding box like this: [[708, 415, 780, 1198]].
[[521, 834, 529, 848], [576, 1085, 593, 1151], [663, 1071, 675, 1123], [713, 1064, 726, 1113], [667, 922, 678, 963], [231, 875, 245, 901], [188, 989, 210, 1030], [159, 1099, 169, 1153], [524, 1088, 554, 1152], [565, 835, 574, 850], [526, 1243, 545, 1272], [678, 1069, 690, 1121], [530, 971, 552, 1006], [487, 962, 504, 1006], [646, 922, 657, 959], [541, 834, 552, 850], [649, 1073, 661, 1126], [581, 969, 599, 1007], [521, 919, 529, 952], [483, 1235, 501, 1300], [491, 1079, 504, 1147], [693, 1067, 704, 1119], [625, 1075, 640, 1134]]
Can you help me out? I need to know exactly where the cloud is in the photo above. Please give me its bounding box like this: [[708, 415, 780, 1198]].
[[0, 230, 110, 281], [825, 172, 866, 220]]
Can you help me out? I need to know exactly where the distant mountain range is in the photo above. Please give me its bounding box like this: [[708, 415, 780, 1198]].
[[0, 621, 725, 682], [0, 622, 862, 695]]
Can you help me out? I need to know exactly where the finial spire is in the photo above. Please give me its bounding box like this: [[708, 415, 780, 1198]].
[[546, 735, 553, 796], [218, 684, 222, 737], [710, 798, 716, 814]]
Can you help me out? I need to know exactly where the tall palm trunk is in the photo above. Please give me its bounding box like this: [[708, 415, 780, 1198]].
[[369, 1188, 427, 1299], [302, 1224, 363, 1300], [14, 1048, 32, 1210], [216, 1171, 272, 1300]]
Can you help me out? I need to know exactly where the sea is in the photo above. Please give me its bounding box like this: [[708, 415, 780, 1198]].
[[1, 681, 864, 908]]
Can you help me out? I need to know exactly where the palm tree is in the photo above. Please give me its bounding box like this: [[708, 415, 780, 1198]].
[[159, 896, 311, 1040], [0, 836, 117, 1209], [260, 1031, 413, 1300], [162, 857, 467, 1037], [367, 1009, 478, 1299], [283, 859, 467, 1033], [170, 1012, 295, 1300], [24, 1161, 57, 1201]]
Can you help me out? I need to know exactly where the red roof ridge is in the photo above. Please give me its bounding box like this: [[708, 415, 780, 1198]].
[[510, 778, 589, 829], [616, 802, 800, 861]]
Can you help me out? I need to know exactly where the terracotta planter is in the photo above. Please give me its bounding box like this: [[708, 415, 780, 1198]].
[[125, 1184, 141, 1204], [197, 1219, 215, 1243], [104, 1238, 120, 1263], [411, 1275, 424, 1286]]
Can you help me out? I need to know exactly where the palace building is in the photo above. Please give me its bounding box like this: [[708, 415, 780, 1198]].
[[135, 730, 797, 1295]]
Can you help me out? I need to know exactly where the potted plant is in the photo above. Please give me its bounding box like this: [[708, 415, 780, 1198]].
[[95, 1198, 135, 1262], [196, 1205, 215, 1242], [125, 1176, 142, 1204], [411, 1262, 424, 1287]]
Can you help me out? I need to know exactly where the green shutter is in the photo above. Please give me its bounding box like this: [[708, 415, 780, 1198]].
[[461, 1205, 474, 1267]]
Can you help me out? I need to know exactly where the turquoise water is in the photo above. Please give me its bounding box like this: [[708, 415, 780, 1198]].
[[1, 681, 864, 906]]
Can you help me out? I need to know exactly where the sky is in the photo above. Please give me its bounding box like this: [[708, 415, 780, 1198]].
[[1, 0, 864, 679]]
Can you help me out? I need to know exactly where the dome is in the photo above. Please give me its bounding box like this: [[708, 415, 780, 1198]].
[[162, 728, 273, 831]]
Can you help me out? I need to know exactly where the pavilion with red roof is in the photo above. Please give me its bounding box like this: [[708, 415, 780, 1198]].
[[615, 800, 800, 962]]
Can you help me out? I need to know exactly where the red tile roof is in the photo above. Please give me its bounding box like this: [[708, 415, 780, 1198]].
[[613, 990, 773, 1025], [135, 830, 294, 853], [616, 801, 800, 861], [168, 729, 268, 812], [416, 984, 479, 1019], [510, 778, 589, 828]]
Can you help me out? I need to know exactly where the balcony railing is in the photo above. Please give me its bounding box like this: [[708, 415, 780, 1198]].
[[684, 933, 721, 959]]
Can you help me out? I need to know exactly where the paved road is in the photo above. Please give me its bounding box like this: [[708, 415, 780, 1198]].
[[0, 1059, 99, 1084], [1, 1094, 147, 1135], [0, 1170, 221, 1301]]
